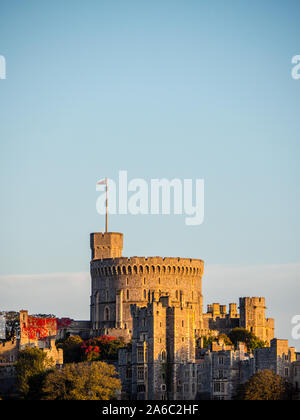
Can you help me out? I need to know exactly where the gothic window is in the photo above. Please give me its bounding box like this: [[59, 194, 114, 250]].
[[137, 347, 144, 362], [137, 367, 144, 380], [137, 384, 146, 392], [127, 290, 129, 300], [104, 307, 110, 321], [126, 367, 132, 379]]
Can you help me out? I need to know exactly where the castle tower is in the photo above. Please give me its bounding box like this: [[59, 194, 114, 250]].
[[90, 232, 123, 260], [90, 232, 204, 341], [239, 297, 274, 344]]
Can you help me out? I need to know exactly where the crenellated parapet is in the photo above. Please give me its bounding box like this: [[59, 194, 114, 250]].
[[90, 233, 204, 339], [91, 256, 204, 278]]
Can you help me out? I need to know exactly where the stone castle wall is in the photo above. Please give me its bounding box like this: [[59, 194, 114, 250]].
[[90, 254, 204, 338]]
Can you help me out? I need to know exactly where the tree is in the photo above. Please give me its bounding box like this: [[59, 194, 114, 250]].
[[81, 336, 125, 361], [236, 370, 287, 400], [228, 328, 266, 352], [15, 347, 53, 399], [218, 333, 232, 346], [41, 361, 121, 400], [56, 335, 83, 363]]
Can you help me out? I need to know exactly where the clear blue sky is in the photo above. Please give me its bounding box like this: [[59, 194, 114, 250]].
[[0, 0, 300, 276]]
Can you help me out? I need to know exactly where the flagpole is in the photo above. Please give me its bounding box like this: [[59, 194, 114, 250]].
[[105, 177, 108, 233]]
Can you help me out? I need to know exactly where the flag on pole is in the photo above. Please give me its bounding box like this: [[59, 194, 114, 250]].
[[96, 178, 108, 232], [96, 178, 107, 186]]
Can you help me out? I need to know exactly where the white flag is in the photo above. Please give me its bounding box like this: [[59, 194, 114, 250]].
[[96, 178, 107, 186]]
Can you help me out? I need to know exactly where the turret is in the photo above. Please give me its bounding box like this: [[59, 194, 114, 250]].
[[90, 232, 123, 260]]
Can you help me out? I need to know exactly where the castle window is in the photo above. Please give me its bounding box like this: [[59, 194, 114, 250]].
[[137, 347, 144, 362], [126, 367, 132, 379], [175, 290, 178, 300], [151, 265, 155, 273], [122, 266, 127, 275], [161, 350, 166, 361], [139, 265, 143, 274], [105, 290, 109, 301], [143, 278, 146, 285], [126, 278, 129, 286], [137, 367, 144, 380], [104, 307, 110, 321], [143, 290, 147, 299], [133, 266, 137, 274], [128, 266, 132, 274], [127, 290, 130, 300], [182, 321, 184, 327], [158, 278, 161, 284], [157, 266, 161, 273], [137, 384, 146, 392]]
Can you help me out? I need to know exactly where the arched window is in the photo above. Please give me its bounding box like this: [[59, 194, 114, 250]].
[[161, 350, 166, 361], [143, 289, 147, 299], [104, 307, 110, 321]]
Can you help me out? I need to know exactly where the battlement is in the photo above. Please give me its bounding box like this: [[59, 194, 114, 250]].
[[239, 297, 266, 308], [91, 256, 204, 277], [90, 232, 123, 260]]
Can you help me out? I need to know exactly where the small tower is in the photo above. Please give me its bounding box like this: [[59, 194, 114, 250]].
[[90, 232, 123, 260]]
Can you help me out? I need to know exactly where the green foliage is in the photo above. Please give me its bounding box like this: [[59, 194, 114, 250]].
[[218, 333, 232, 345], [236, 370, 287, 400], [199, 335, 214, 348], [15, 347, 53, 399], [41, 361, 121, 400], [199, 333, 232, 349], [81, 336, 126, 362], [56, 335, 83, 363], [228, 328, 266, 352]]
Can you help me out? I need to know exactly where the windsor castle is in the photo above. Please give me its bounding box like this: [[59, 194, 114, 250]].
[[89, 232, 299, 400], [1, 230, 299, 400]]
